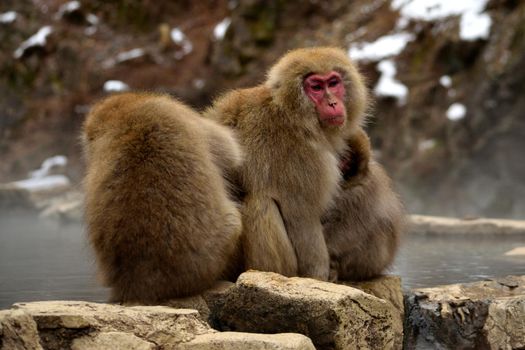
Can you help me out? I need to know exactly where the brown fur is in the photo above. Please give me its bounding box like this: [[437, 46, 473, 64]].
[[82, 93, 242, 303], [205, 47, 368, 280], [323, 128, 406, 281]]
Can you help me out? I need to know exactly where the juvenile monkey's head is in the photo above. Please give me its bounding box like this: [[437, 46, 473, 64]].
[[266, 47, 368, 131]]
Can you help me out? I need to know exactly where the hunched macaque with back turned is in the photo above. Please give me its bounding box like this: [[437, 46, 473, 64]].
[[82, 93, 243, 304]]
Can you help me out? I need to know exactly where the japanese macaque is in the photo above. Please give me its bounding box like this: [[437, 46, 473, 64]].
[[322, 128, 405, 281], [205, 47, 370, 280], [82, 93, 242, 304]]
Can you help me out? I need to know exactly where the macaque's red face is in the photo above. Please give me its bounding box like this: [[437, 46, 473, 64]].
[[303, 71, 346, 126]]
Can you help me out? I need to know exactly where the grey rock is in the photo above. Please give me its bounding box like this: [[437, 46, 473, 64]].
[[210, 271, 402, 350], [405, 275, 525, 349], [178, 332, 315, 350], [0, 309, 42, 350], [409, 215, 525, 235]]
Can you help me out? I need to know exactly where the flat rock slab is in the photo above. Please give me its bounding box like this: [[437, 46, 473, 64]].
[[405, 275, 525, 349], [409, 215, 525, 235], [1, 301, 314, 350], [178, 332, 315, 350], [210, 271, 402, 350]]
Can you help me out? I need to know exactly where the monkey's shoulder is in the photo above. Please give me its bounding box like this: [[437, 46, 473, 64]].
[[208, 86, 271, 127]]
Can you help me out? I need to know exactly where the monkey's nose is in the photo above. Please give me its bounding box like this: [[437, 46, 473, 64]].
[[328, 101, 337, 108]]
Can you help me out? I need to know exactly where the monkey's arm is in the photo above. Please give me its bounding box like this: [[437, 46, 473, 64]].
[[323, 130, 405, 281], [339, 127, 371, 183], [241, 195, 298, 276]]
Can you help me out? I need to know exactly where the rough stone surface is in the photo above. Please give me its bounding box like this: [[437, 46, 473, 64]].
[[12, 301, 211, 349], [71, 331, 156, 350], [39, 191, 83, 222], [178, 332, 315, 350], [1, 300, 316, 350], [211, 271, 402, 350], [0, 309, 42, 350], [409, 215, 525, 235], [343, 275, 404, 349], [505, 246, 525, 256], [405, 275, 525, 349]]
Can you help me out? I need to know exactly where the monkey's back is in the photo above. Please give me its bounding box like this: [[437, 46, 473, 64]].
[[83, 94, 241, 303]]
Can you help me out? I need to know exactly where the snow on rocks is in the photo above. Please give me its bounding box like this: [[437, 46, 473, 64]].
[[103, 80, 130, 92], [0, 11, 17, 24], [13, 26, 53, 59], [11, 155, 70, 193], [391, 0, 492, 41], [348, 32, 415, 62], [446, 102, 466, 121], [374, 60, 409, 105], [171, 27, 193, 59], [213, 18, 231, 40]]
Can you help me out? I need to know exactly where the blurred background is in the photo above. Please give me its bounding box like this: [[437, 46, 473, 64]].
[[1, 0, 525, 218]]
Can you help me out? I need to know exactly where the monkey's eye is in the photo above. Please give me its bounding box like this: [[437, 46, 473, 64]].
[[328, 79, 340, 88], [311, 84, 322, 91]]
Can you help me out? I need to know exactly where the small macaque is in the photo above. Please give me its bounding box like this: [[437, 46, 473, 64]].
[[205, 47, 369, 280], [323, 128, 405, 281], [82, 93, 242, 304]]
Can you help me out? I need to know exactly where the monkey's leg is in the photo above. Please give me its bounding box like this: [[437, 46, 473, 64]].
[[241, 195, 298, 276]]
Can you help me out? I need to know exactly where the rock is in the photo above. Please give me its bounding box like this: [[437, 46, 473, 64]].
[[0, 184, 36, 211], [178, 332, 315, 350], [0, 309, 42, 350], [210, 271, 402, 350], [405, 275, 525, 349], [409, 214, 525, 235], [39, 191, 83, 222], [504, 246, 525, 256], [71, 332, 156, 350], [2, 300, 315, 350], [343, 275, 404, 349], [162, 295, 211, 321], [11, 301, 211, 348]]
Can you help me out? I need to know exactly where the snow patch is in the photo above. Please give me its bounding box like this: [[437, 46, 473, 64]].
[[0, 11, 17, 24], [418, 139, 437, 152], [348, 32, 415, 62], [86, 14, 99, 26], [84, 14, 99, 36], [116, 48, 145, 63], [446, 103, 466, 121], [30, 155, 67, 179], [170, 28, 193, 59], [103, 80, 130, 92], [374, 60, 408, 105], [439, 75, 452, 88], [57, 1, 80, 17], [214, 18, 231, 40], [12, 155, 70, 192], [392, 0, 491, 41], [460, 12, 491, 41], [391, 0, 488, 21], [12, 175, 70, 191], [14, 26, 53, 59]]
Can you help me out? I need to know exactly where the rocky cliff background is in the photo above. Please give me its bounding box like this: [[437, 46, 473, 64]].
[[1, 0, 524, 218]]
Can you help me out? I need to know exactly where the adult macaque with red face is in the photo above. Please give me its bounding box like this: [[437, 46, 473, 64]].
[[303, 72, 347, 126], [205, 47, 369, 279]]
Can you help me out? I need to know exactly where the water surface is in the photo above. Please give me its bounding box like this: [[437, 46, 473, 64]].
[[1, 214, 524, 309]]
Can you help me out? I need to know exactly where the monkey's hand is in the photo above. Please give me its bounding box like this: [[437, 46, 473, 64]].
[[339, 128, 371, 184]]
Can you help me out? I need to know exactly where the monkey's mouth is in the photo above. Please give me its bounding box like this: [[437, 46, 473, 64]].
[[323, 115, 345, 126]]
